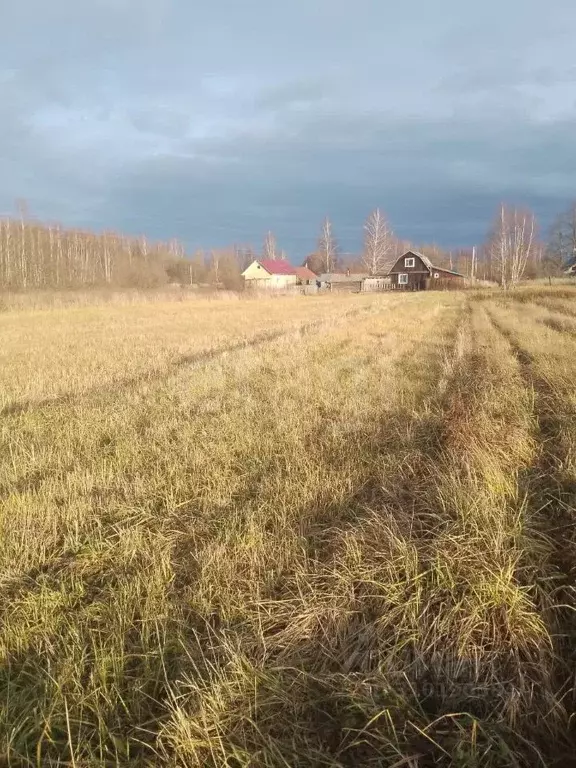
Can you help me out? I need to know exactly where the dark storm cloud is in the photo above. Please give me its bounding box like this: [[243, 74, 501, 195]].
[[99, 111, 576, 255], [1, 0, 575, 253]]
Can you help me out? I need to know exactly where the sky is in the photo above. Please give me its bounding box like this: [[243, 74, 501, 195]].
[[1, 0, 575, 259]]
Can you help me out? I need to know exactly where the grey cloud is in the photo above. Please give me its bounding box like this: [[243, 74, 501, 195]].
[[128, 109, 191, 139], [1, 0, 576, 252], [95, 108, 576, 256], [256, 80, 329, 111], [439, 63, 576, 95]]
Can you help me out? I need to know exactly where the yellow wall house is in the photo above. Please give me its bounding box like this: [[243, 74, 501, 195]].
[[242, 259, 298, 289]]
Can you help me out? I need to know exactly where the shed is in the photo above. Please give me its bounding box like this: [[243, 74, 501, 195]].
[[318, 271, 369, 292], [294, 266, 318, 285]]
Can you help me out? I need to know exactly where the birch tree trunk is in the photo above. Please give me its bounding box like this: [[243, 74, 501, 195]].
[[362, 209, 395, 275], [489, 205, 537, 289], [318, 218, 338, 274]]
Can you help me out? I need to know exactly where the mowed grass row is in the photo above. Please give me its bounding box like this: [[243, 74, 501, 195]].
[[0, 293, 383, 412], [0, 292, 463, 766], [222, 299, 567, 767], [485, 299, 576, 738], [1, 290, 575, 766]]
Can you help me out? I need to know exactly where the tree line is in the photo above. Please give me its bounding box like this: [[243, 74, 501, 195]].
[[0, 217, 188, 290], [1, 201, 575, 292], [0, 214, 259, 291], [305, 203, 576, 287]]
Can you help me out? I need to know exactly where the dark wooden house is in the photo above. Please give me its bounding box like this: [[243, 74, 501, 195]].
[[388, 251, 466, 290]]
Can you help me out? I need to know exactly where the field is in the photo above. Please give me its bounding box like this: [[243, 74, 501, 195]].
[[1, 288, 575, 767]]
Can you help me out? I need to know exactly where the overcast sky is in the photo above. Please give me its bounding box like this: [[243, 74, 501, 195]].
[[1, 1, 575, 258]]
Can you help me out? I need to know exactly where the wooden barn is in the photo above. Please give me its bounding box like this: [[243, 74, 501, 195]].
[[388, 251, 465, 290]]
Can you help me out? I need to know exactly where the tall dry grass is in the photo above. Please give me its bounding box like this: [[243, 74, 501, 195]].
[[0, 293, 381, 413], [0, 289, 575, 766], [0, 287, 218, 312]]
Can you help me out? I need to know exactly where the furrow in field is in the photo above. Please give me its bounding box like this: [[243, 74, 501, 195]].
[[485, 301, 576, 753], [0, 300, 389, 418], [0, 295, 389, 413], [0, 294, 464, 766], [5, 292, 573, 767], [222, 298, 558, 767], [532, 296, 576, 319], [156, 297, 475, 767], [0, 296, 453, 587], [0, 300, 397, 507]]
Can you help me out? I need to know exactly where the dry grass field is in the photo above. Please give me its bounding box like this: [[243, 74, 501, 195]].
[[1, 288, 575, 767]]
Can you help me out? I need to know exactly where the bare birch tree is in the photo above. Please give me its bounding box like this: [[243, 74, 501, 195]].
[[488, 204, 536, 289], [0, 210, 191, 290], [362, 209, 395, 275], [209, 250, 222, 286], [17, 200, 28, 289], [263, 231, 277, 260], [318, 217, 338, 273]]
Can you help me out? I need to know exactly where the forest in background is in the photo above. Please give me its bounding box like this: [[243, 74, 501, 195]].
[[0, 201, 575, 292]]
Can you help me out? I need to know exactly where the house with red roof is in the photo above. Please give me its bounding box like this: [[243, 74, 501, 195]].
[[241, 259, 298, 290]]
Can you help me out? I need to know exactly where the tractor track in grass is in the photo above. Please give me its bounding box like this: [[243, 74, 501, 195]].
[[0, 298, 460, 682], [0, 302, 386, 419], [274, 300, 470, 567], [532, 297, 576, 319], [0, 299, 457, 609], [0, 299, 405, 511], [485, 304, 576, 757]]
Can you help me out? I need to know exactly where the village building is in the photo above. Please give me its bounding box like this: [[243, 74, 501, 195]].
[[387, 251, 466, 290], [564, 255, 576, 276], [318, 270, 369, 292], [241, 259, 298, 290], [294, 265, 318, 286], [293, 265, 319, 294]]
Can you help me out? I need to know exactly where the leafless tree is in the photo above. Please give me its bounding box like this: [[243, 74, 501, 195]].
[[318, 217, 338, 273], [362, 209, 395, 275], [488, 204, 537, 289], [0, 207, 192, 291], [263, 231, 277, 260], [302, 252, 324, 275], [541, 244, 566, 283], [17, 199, 28, 289], [209, 250, 221, 286], [548, 202, 576, 270]]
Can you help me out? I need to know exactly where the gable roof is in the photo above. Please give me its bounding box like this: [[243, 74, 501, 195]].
[[405, 250, 434, 270], [257, 258, 296, 276], [294, 265, 317, 280], [390, 251, 465, 278]]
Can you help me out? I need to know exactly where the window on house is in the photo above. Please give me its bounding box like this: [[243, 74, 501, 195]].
[[433, 272, 440, 279], [404, 257, 415, 268], [399, 273, 409, 285]]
